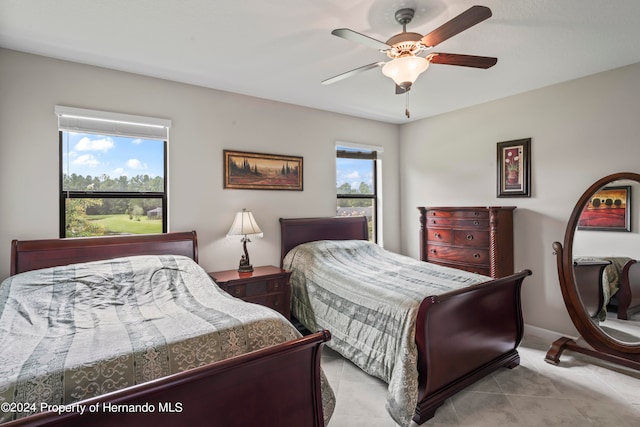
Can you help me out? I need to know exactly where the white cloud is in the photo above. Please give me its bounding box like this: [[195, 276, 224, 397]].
[[132, 139, 143, 144], [127, 158, 146, 169], [113, 167, 126, 176], [344, 171, 361, 179], [75, 136, 114, 152], [73, 154, 99, 167]]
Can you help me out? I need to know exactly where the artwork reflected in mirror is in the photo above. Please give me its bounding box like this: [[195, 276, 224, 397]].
[[578, 186, 630, 231]]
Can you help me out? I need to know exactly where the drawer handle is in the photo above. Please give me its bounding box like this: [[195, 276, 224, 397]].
[[434, 232, 441, 238], [431, 219, 436, 224], [273, 283, 280, 289], [473, 253, 481, 259], [234, 289, 241, 295], [474, 220, 479, 225], [274, 300, 280, 306], [431, 212, 436, 216], [473, 212, 480, 216], [430, 249, 436, 254], [466, 234, 473, 240]]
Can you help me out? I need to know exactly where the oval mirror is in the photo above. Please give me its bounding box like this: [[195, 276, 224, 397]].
[[547, 172, 640, 369]]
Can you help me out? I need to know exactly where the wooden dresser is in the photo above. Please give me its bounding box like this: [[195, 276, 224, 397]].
[[418, 206, 515, 278]]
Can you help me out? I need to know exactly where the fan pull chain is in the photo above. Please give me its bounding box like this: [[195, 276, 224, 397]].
[[405, 91, 410, 119]]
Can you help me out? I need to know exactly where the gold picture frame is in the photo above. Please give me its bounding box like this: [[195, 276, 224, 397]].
[[223, 150, 303, 191]]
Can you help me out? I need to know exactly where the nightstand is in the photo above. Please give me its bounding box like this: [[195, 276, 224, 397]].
[[208, 266, 291, 320]]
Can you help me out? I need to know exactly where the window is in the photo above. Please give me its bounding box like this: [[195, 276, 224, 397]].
[[56, 106, 171, 237], [336, 144, 382, 243]]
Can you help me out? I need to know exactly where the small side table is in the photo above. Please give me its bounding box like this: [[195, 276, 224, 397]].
[[208, 266, 292, 320]]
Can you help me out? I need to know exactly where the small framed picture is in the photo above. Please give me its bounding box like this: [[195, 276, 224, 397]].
[[224, 150, 303, 191], [497, 138, 531, 197], [578, 186, 631, 231]]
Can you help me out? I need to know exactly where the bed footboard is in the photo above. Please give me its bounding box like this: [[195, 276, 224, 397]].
[[3, 331, 331, 427], [413, 270, 531, 424], [619, 259, 640, 320]]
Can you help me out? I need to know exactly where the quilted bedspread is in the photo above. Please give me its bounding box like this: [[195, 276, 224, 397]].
[[0, 255, 334, 423], [283, 240, 491, 426]]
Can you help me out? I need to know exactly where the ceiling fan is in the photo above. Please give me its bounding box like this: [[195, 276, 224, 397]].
[[322, 5, 497, 109]]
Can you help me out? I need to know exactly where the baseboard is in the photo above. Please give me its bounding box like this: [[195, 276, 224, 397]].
[[523, 323, 579, 342]]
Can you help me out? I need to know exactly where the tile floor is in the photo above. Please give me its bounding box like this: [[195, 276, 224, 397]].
[[322, 334, 640, 426]]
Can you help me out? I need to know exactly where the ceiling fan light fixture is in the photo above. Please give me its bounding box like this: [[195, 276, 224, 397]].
[[382, 55, 429, 88]]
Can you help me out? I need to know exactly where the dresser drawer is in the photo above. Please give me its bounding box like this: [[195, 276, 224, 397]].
[[267, 278, 286, 292], [427, 244, 489, 265], [452, 263, 491, 277], [426, 228, 452, 243], [429, 258, 491, 276], [223, 282, 247, 298], [426, 217, 489, 228], [452, 230, 489, 247], [425, 209, 489, 219], [244, 294, 287, 313], [222, 279, 286, 298]]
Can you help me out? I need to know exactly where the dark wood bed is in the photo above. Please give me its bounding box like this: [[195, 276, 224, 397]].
[[571, 257, 640, 320], [4, 231, 330, 427], [572, 259, 610, 318], [279, 216, 532, 424], [619, 259, 640, 320]]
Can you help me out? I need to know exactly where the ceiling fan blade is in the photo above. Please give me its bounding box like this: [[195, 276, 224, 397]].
[[331, 28, 390, 51], [420, 5, 492, 48], [429, 53, 497, 68], [322, 62, 386, 85]]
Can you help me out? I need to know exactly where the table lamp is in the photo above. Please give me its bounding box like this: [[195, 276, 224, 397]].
[[227, 209, 263, 273]]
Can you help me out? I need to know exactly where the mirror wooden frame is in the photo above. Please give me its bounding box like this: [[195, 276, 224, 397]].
[[546, 172, 640, 370]]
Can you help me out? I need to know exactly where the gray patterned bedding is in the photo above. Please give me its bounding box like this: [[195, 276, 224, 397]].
[[283, 239, 492, 426], [0, 254, 334, 423]]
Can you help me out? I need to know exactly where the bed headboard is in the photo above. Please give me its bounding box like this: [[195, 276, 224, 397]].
[[10, 231, 198, 275], [279, 216, 368, 266]]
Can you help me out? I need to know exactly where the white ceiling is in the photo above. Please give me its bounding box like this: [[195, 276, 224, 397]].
[[1, 0, 640, 124]]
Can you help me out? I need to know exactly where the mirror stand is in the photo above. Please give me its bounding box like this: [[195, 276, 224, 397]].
[[545, 336, 640, 369], [545, 244, 640, 370], [546, 172, 640, 371]]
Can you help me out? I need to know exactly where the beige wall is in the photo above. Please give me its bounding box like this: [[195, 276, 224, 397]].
[[0, 48, 400, 280], [399, 62, 640, 337], [3, 47, 640, 338]]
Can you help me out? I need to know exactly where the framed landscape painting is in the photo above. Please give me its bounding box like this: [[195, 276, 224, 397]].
[[224, 150, 303, 191], [578, 185, 631, 231]]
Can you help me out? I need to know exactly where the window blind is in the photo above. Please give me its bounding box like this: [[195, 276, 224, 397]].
[[55, 106, 171, 140]]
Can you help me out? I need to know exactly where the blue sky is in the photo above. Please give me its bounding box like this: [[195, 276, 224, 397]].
[[62, 132, 164, 179], [336, 157, 374, 190]]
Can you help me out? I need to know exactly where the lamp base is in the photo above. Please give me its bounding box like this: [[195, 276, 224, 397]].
[[237, 255, 254, 273], [237, 264, 254, 273]]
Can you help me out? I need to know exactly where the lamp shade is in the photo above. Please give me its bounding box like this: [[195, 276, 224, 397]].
[[227, 210, 263, 238], [382, 56, 429, 87]]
